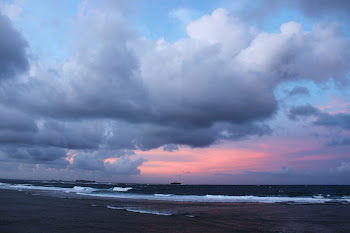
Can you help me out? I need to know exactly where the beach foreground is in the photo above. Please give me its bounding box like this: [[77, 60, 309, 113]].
[[1, 189, 350, 232]]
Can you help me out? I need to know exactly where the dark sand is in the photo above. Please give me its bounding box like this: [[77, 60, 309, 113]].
[[1, 189, 350, 232]]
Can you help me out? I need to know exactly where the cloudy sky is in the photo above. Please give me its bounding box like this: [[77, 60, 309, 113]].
[[0, 0, 349, 184]]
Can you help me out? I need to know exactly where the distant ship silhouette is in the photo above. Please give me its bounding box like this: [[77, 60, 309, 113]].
[[170, 182, 181, 185]]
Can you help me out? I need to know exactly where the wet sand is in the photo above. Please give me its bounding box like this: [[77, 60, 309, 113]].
[[1, 189, 350, 232]]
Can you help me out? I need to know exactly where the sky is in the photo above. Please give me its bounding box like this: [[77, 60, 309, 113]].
[[0, 0, 349, 184]]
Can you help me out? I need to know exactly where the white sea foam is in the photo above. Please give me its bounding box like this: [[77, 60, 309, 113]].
[[9, 184, 68, 192], [112, 187, 133, 192], [205, 195, 333, 203], [312, 194, 324, 199], [107, 206, 125, 210], [76, 191, 350, 203], [107, 206, 173, 216], [154, 194, 174, 197], [72, 186, 96, 193]]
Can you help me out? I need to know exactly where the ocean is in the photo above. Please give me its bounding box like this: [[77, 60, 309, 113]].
[[1, 179, 350, 232]]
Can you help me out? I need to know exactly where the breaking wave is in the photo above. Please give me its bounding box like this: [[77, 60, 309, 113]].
[[1, 181, 350, 204], [112, 187, 133, 192], [107, 206, 173, 216]]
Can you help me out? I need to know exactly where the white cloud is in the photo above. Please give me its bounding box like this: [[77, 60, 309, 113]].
[[0, 1, 22, 19], [169, 8, 201, 25]]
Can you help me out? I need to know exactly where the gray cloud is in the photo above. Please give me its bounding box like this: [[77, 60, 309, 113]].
[[0, 4, 349, 177], [286, 86, 310, 97], [248, 0, 350, 21], [105, 120, 271, 151], [0, 119, 105, 150], [287, 103, 350, 146], [288, 104, 320, 120], [70, 149, 146, 176], [288, 104, 350, 131], [0, 11, 28, 80], [163, 144, 180, 152], [314, 113, 350, 130], [0, 146, 68, 166], [295, 0, 350, 18], [104, 156, 146, 175], [0, 106, 37, 132], [70, 153, 105, 171], [4, 9, 349, 127]]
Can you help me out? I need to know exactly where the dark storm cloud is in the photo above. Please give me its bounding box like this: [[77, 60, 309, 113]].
[[288, 104, 320, 120], [0, 106, 37, 132], [0, 146, 68, 165], [0, 12, 29, 80], [0, 119, 105, 150], [34, 120, 105, 149], [105, 121, 271, 151]]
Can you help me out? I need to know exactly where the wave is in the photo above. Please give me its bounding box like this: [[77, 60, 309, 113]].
[[107, 206, 173, 216], [0, 183, 94, 193], [112, 187, 133, 192], [79, 192, 350, 204], [154, 194, 174, 197], [73, 186, 97, 193], [1, 181, 350, 204], [204, 195, 335, 203], [4, 184, 69, 192]]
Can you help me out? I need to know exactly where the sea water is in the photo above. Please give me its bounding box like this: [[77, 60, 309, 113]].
[[1, 179, 349, 205], [2, 179, 350, 231]]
